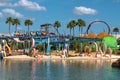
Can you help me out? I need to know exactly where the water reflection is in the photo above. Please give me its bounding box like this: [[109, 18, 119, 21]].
[[31, 60, 36, 80], [0, 59, 33, 80], [0, 59, 120, 80]]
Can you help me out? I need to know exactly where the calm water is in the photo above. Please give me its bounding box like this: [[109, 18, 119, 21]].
[[0, 59, 120, 80]]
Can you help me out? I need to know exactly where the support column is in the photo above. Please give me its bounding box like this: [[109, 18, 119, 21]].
[[46, 37, 50, 55]]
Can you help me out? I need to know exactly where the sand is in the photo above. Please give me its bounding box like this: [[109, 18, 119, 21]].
[[4, 55, 36, 60], [3, 54, 120, 61]]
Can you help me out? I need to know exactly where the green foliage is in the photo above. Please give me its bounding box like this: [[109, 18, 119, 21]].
[[24, 19, 33, 36], [103, 36, 117, 49], [67, 20, 76, 37], [54, 21, 61, 28], [113, 27, 119, 34], [6, 17, 13, 34], [77, 19, 86, 37], [36, 44, 45, 52], [53, 21, 61, 36], [73, 42, 80, 52], [12, 18, 20, 32], [10, 40, 18, 50], [77, 19, 86, 27], [10, 39, 32, 50], [24, 19, 33, 26]]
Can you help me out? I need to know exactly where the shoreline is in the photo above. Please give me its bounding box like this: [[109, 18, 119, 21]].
[[3, 54, 120, 61]]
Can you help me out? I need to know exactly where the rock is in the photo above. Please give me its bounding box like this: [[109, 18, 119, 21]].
[[112, 58, 120, 68]]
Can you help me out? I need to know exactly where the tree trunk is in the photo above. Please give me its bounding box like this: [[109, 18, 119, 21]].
[[81, 27, 83, 37], [70, 29, 71, 36], [28, 26, 29, 36], [57, 28, 59, 36], [9, 23, 11, 35], [16, 24, 17, 32], [73, 27, 74, 37], [78, 27, 80, 37]]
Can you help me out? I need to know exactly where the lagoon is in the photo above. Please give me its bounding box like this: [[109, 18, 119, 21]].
[[0, 59, 120, 80]]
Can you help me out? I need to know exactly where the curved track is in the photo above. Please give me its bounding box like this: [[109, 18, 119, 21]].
[[86, 20, 111, 34]]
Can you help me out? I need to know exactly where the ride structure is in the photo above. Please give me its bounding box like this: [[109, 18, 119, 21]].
[[86, 20, 111, 34], [24, 20, 117, 57], [0, 20, 118, 58], [0, 40, 11, 57], [83, 20, 118, 57]]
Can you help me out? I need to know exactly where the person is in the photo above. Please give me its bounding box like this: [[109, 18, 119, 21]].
[[23, 49, 28, 55], [0, 51, 3, 60], [62, 49, 67, 58], [33, 47, 37, 57], [0, 45, 3, 60]]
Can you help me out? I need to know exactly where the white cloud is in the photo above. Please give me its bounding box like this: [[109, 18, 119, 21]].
[[0, 12, 3, 18], [74, 6, 97, 15], [0, 0, 46, 11], [2, 8, 24, 18], [14, 0, 46, 11], [113, 0, 120, 2], [0, 2, 7, 6], [0, 1, 12, 7]]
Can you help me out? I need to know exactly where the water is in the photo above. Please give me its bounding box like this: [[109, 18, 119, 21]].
[[0, 59, 120, 80]]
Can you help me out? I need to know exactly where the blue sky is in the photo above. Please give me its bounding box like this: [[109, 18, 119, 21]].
[[0, 0, 120, 36]]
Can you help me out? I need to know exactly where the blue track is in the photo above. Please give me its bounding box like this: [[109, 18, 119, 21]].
[[33, 37, 102, 46], [34, 38, 48, 46]]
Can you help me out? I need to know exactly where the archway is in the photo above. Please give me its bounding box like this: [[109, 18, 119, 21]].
[[98, 41, 107, 56], [86, 20, 111, 34]]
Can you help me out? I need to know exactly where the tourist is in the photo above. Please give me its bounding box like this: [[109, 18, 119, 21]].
[[33, 47, 37, 57], [23, 49, 28, 55], [0, 51, 3, 60], [62, 48, 67, 58], [0, 45, 3, 60]]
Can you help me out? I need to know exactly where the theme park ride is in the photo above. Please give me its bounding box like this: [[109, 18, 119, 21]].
[[0, 40, 11, 57], [0, 21, 119, 58], [83, 20, 117, 57], [30, 20, 118, 57]]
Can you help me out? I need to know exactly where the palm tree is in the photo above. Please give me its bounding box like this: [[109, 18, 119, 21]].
[[113, 27, 119, 35], [53, 21, 61, 36], [69, 20, 76, 37], [67, 23, 72, 37], [13, 18, 20, 32], [24, 19, 33, 36], [77, 19, 86, 37], [76, 19, 85, 55], [5, 17, 13, 35]]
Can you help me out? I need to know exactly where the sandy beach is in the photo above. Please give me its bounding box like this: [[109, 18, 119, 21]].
[[4, 55, 36, 60], [3, 54, 120, 61]]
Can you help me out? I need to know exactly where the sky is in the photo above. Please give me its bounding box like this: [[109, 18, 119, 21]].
[[0, 0, 120, 36]]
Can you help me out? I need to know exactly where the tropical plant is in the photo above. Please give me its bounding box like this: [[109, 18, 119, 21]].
[[73, 42, 81, 52], [36, 44, 45, 52], [10, 40, 18, 50], [67, 23, 72, 37], [77, 19, 86, 37], [53, 21, 61, 35], [113, 27, 119, 35], [13, 18, 20, 32], [5, 17, 13, 35], [69, 20, 76, 37], [24, 19, 33, 36]]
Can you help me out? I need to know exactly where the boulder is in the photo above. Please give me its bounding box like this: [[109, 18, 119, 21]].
[[112, 58, 120, 68]]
